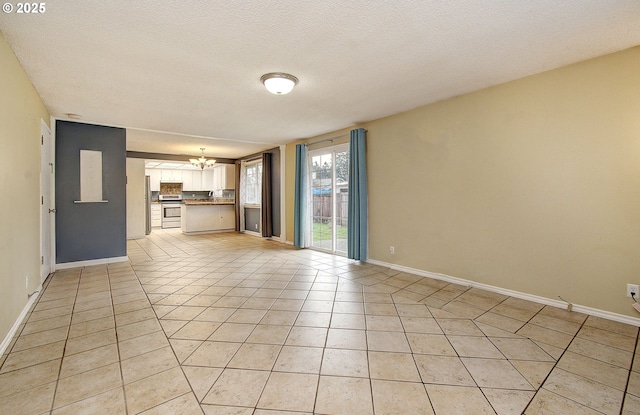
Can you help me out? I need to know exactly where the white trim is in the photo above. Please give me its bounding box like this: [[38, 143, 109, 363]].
[[242, 230, 262, 238], [55, 256, 129, 270], [279, 144, 287, 243], [0, 282, 43, 356], [40, 119, 53, 282], [50, 116, 57, 272], [366, 258, 640, 327]]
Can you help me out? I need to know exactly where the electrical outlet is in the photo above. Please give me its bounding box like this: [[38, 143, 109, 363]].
[[627, 284, 639, 298], [389, 246, 395, 255]]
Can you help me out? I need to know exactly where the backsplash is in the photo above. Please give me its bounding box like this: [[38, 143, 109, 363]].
[[182, 191, 215, 200], [159, 182, 182, 195]]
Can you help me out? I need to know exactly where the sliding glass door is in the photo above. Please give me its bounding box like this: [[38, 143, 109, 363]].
[[309, 145, 349, 255], [241, 159, 262, 235]]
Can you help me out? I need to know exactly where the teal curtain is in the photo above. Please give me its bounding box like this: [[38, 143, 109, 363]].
[[348, 128, 367, 260], [294, 144, 308, 247]]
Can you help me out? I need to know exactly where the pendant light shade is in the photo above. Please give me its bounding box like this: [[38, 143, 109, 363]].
[[261, 72, 298, 95]]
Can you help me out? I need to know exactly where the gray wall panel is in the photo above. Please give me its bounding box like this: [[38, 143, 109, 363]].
[[55, 121, 127, 263]]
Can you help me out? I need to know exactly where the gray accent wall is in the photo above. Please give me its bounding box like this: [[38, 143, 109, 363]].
[[245, 207, 261, 233], [55, 121, 127, 263]]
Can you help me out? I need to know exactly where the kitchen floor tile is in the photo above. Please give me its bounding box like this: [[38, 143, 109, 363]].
[[53, 362, 122, 409], [51, 387, 126, 415], [202, 368, 270, 407], [315, 376, 373, 415], [371, 379, 434, 415], [425, 384, 495, 415], [182, 366, 223, 401], [367, 330, 411, 353], [256, 372, 318, 413], [483, 388, 535, 415], [368, 351, 421, 382], [183, 341, 241, 368], [413, 354, 475, 386], [320, 348, 369, 378], [227, 343, 281, 371], [461, 357, 534, 390], [124, 366, 192, 414], [542, 368, 624, 414], [273, 346, 323, 374]]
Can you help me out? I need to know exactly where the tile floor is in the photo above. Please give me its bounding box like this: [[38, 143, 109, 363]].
[[1, 229, 640, 414]]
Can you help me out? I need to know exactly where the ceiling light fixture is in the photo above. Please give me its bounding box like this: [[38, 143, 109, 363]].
[[261, 72, 298, 95], [189, 148, 216, 170]]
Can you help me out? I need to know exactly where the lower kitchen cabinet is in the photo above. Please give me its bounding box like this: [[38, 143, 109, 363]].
[[150, 204, 161, 227], [219, 205, 235, 229], [181, 203, 235, 233]]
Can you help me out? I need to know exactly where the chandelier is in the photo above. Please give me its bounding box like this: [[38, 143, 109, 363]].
[[189, 148, 216, 170]]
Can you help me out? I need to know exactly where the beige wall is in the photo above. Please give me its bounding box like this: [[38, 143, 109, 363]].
[[287, 46, 640, 317], [0, 32, 50, 341], [126, 158, 146, 239]]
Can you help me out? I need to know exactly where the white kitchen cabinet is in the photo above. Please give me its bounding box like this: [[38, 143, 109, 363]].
[[161, 169, 183, 182], [192, 170, 203, 190], [150, 204, 161, 227], [146, 169, 161, 191], [213, 165, 236, 190], [181, 203, 236, 233], [183, 170, 204, 191], [182, 171, 193, 190], [202, 169, 215, 190], [182, 170, 208, 192], [219, 205, 236, 229]]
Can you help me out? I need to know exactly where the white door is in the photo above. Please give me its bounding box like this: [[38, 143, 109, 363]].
[[40, 119, 53, 281]]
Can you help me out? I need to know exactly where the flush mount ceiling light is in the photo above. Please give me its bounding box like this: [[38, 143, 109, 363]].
[[189, 148, 216, 170], [260, 72, 298, 95]]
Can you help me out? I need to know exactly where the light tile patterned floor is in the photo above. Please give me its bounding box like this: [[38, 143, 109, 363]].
[[1, 229, 640, 414]]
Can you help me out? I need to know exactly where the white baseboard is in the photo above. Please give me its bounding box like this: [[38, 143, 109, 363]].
[[0, 282, 43, 356], [366, 259, 640, 327], [55, 255, 129, 270]]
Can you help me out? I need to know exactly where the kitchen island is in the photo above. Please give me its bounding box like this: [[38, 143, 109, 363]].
[[181, 200, 235, 234]]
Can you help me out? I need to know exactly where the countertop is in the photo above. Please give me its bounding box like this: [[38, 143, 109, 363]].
[[182, 199, 235, 205]]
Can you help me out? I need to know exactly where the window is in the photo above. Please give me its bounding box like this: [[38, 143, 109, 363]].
[[244, 161, 262, 205]]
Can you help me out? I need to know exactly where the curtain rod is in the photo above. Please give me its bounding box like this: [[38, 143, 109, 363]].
[[307, 129, 367, 147]]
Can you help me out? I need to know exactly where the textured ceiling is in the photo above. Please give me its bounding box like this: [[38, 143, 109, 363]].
[[2, 1, 640, 158]]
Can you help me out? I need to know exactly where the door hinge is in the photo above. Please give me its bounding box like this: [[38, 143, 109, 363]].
[[41, 256, 44, 265], [41, 135, 44, 145], [41, 195, 44, 205]]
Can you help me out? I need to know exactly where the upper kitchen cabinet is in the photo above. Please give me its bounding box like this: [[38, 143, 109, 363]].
[[147, 169, 161, 191], [213, 164, 236, 190], [182, 170, 203, 191], [161, 169, 183, 182], [202, 169, 215, 190]]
